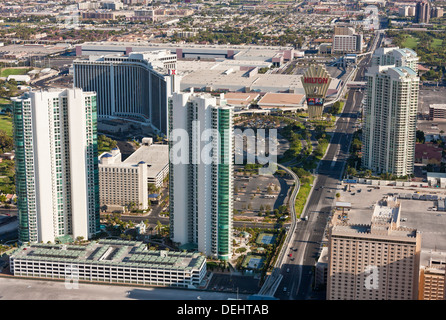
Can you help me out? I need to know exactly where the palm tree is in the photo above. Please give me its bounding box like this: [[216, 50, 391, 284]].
[[155, 220, 163, 235]]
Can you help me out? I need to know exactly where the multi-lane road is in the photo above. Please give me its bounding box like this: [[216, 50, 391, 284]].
[[274, 32, 383, 300]]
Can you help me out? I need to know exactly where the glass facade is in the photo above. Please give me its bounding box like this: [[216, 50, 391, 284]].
[[13, 99, 35, 242], [169, 93, 233, 260], [216, 108, 233, 260]]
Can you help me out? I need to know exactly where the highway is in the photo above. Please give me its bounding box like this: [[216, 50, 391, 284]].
[[273, 31, 383, 300]]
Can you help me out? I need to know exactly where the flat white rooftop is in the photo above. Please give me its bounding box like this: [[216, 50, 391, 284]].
[[335, 184, 446, 251], [99, 144, 168, 179], [430, 104, 446, 110], [124, 144, 169, 178]]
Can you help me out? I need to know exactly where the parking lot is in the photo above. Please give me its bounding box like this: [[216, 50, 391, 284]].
[[233, 169, 294, 219], [418, 85, 446, 116], [206, 272, 261, 294], [336, 183, 446, 251]]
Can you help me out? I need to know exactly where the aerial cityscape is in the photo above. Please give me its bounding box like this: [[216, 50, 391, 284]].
[[0, 0, 445, 310]]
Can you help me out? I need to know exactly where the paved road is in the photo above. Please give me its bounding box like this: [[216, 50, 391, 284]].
[[274, 33, 381, 300]]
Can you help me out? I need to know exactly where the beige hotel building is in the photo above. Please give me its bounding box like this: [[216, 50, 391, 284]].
[[327, 196, 421, 300], [418, 250, 446, 300], [99, 138, 168, 212]]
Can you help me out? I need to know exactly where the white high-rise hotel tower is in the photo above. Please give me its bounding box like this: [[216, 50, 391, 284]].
[[12, 88, 100, 243], [169, 91, 234, 260], [362, 47, 419, 176], [73, 50, 179, 135]]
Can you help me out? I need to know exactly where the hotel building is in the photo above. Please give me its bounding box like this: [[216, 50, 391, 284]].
[[73, 50, 179, 135], [332, 26, 363, 53], [327, 196, 422, 300], [98, 138, 168, 211], [169, 91, 233, 260], [418, 250, 446, 300], [12, 88, 100, 244]]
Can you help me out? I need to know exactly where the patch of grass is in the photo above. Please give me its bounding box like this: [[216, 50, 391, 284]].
[[0, 160, 15, 194], [402, 36, 419, 49], [0, 115, 12, 136], [294, 175, 314, 218], [0, 98, 11, 105], [0, 68, 32, 78], [431, 38, 443, 48]]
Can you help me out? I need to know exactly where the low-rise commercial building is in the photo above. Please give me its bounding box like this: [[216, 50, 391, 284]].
[[257, 92, 306, 111], [415, 143, 443, 166], [429, 104, 446, 121], [224, 92, 259, 111], [426, 172, 446, 189]]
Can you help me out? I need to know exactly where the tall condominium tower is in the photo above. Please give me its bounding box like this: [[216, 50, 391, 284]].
[[169, 91, 233, 260], [327, 196, 421, 300], [73, 50, 179, 135], [12, 88, 100, 243], [415, 0, 430, 23], [362, 63, 419, 176], [371, 47, 419, 73]]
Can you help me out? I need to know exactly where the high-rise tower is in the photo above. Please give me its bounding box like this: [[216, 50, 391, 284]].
[[362, 48, 420, 176], [12, 88, 100, 243], [73, 50, 179, 135], [168, 91, 233, 260], [415, 0, 430, 23]]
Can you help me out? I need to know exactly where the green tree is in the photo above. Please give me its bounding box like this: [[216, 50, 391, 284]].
[[416, 130, 425, 143], [347, 166, 357, 177], [0, 130, 13, 154], [155, 220, 164, 235]]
